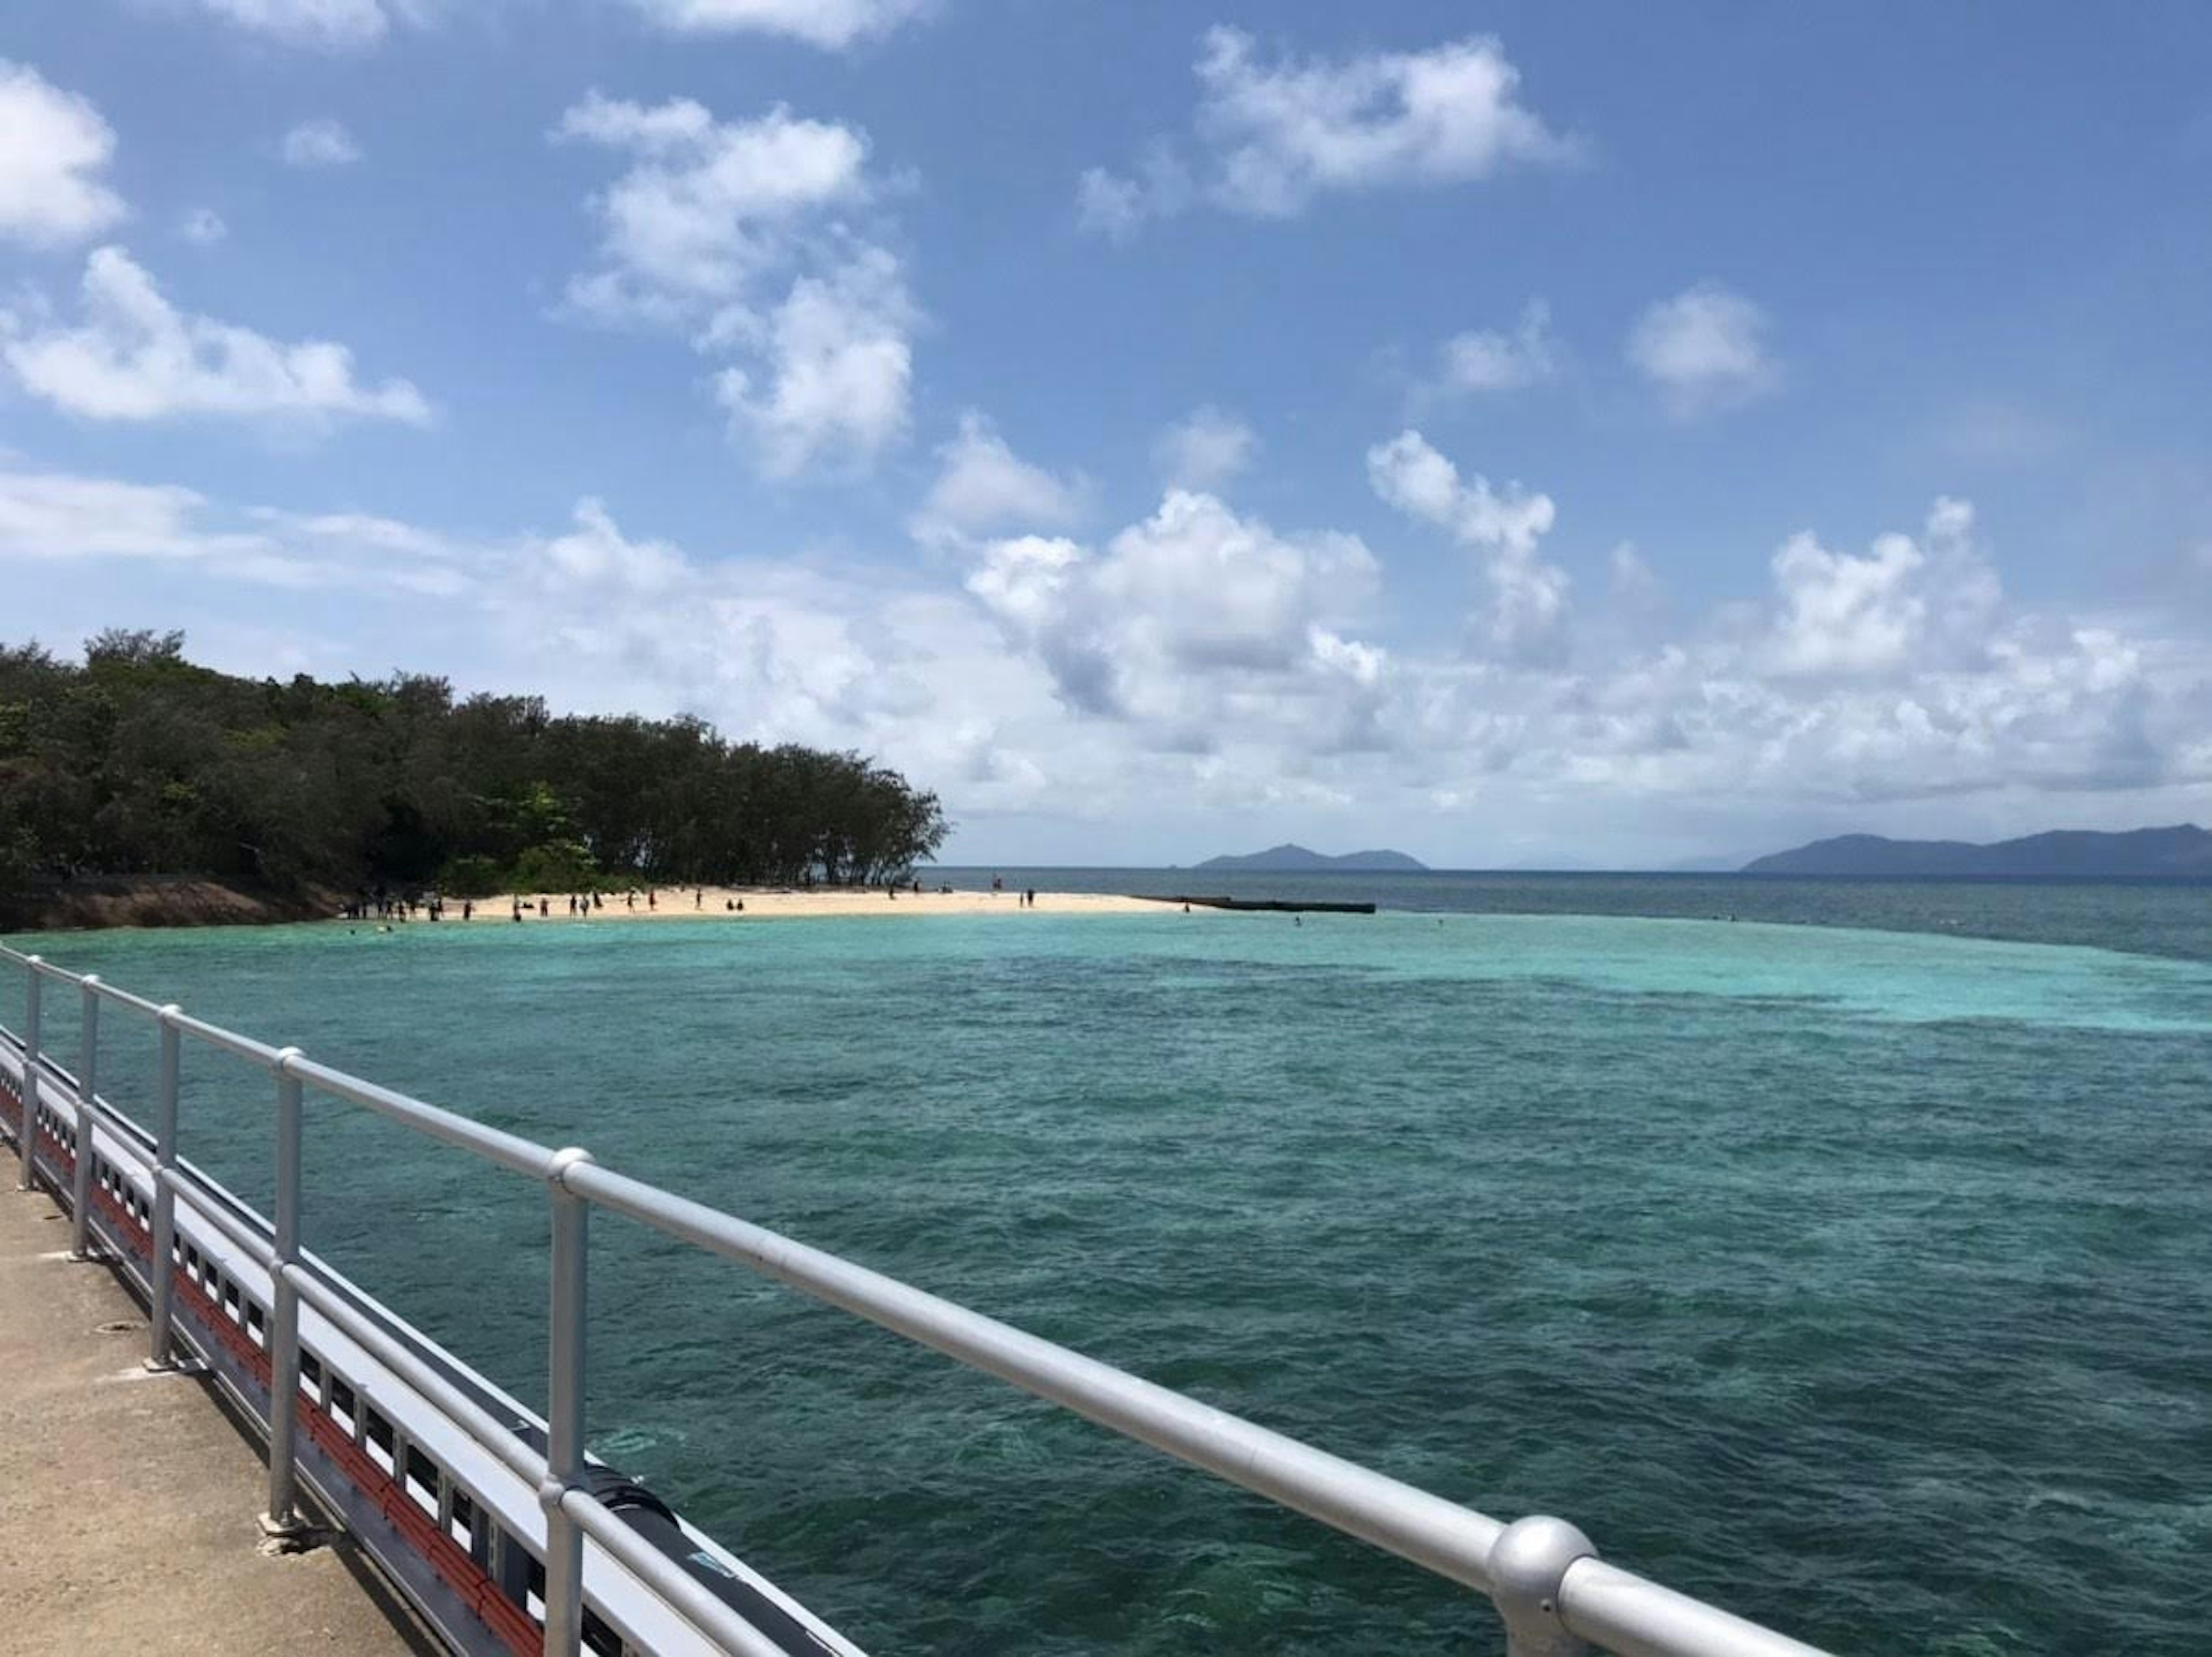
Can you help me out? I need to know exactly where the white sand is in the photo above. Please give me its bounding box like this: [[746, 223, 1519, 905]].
[[384, 886, 1185, 922]]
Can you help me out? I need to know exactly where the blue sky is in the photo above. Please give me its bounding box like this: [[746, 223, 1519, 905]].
[[3, 1, 2210, 866]]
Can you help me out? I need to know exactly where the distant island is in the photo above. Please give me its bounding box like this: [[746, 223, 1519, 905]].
[[1196, 843, 1428, 873], [1743, 825, 2212, 877]]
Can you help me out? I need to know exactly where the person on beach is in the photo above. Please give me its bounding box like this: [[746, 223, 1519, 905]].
[[648, 889, 656, 910], [695, 889, 703, 909], [539, 898, 548, 916]]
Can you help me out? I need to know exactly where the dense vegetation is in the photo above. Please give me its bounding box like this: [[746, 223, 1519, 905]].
[[0, 631, 948, 905]]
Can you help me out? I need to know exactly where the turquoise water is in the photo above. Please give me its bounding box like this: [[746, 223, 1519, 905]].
[[13, 879, 2212, 1654]]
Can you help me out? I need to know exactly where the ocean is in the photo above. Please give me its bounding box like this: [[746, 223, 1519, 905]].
[[12, 872, 2211, 1654]]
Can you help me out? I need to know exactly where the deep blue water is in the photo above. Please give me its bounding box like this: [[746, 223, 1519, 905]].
[[10, 873, 2211, 1655]]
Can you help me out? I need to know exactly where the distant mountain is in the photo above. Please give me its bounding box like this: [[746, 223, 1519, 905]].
[[1196, 843, 1428, 873], [1743, 825, 2212, 877]]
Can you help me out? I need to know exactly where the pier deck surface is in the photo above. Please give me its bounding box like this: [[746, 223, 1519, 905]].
[[0, 1185, 432, 1655]]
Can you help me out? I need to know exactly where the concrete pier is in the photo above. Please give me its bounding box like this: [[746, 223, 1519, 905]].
[[0, 1185, 433, 1655]]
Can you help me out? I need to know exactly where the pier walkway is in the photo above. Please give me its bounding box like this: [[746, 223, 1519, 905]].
[[0, 1183, 430, 1656]]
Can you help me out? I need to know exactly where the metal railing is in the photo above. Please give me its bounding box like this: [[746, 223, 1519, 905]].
[[2, 942, 1832, 1657]]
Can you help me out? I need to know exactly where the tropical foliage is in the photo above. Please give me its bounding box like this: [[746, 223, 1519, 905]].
[[0, 632, 948, 901]]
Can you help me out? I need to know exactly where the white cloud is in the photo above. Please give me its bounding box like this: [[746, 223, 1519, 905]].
[[537, 497, 690, 593], [1369, 429, 1567, 662], [1764, 496, 1999, 678], [191, 0, 426, 51], [0, 468, 230, 560], [555, 90, 915, 477], [1626, 282, 1775, 415], [622, 0, 926, 50], [180, 208, 228, 245], [1368, 429, 1554, 556], [1199, 28, 1577, 214], [0, 61, 127, 247], [1154, 407, 1257, 491], [1074, 169, 1146, 242], [1074, 146, 1193, 242], [6, 452, 2205, 860], [966, 489, 1384, 750], [555, 92, 870, 313], [911, 412, 1086, 544], [1081, 29, 1575, 234], [964, 534, 1084, 643], [3, 246, 431, 427], [710, 245, 914, 478], [0, 462, 467, 594], [281, 117, 362, 168], [1437, 299, 1555, 393]]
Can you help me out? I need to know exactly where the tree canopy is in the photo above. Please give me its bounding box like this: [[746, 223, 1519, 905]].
[[0, 632, 949, 901]]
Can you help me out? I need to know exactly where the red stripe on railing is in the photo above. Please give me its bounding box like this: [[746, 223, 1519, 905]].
[[1, 1075, 546, 1657]]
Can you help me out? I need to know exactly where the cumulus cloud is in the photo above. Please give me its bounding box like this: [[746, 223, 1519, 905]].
[[1369, 429, 1567, 663], [1626, 282, 1775, 415], [965, 489, 1385, 757], [1436, 299, 1555, 394], [710, 245, 915, 479], [1764, 496, 1999, 678], [281, 117, 362, 168], [484, 497, 1067, 787], [0, 61, 127, 247], [3, 246, 431, 426], [1154, 407, 1257, 490], [911, 412, 1087, 544], [1080, 28, 1576, 234], [192, 0, 418, 51], [5, 450, 2204, 856], [554, 92, 870, 316], [622, 0, 927, 50], [536, 497, 690, 593], [555, 90, 916, 477]]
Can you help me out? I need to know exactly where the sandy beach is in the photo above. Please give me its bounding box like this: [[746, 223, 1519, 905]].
[[365, 886, 1182, 923]]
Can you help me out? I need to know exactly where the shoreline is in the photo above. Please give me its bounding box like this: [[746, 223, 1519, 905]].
[[358, 886, 1180, 923]]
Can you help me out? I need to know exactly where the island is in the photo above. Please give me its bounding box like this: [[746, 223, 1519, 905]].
[[0, 628, 950, 930], [1196, 844, 1428, 873], [1741, 825, 2212, 877]]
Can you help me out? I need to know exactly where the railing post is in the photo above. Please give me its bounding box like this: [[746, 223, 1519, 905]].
[[1487, 1516, 1596, 1657], [147, 1007, 183, 1371], [69, 978, 101, 1260], [541, 1147, 594, 1657], [262, 1048, 308, 1540], [18, 960, 43, 1189]]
